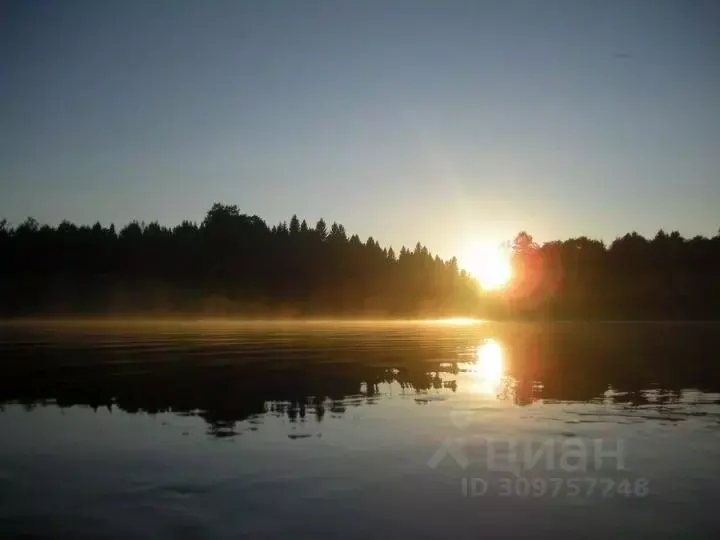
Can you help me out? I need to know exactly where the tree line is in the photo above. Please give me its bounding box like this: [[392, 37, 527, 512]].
[[0, 204, 479, 317], [1, 204, 719, 319], [508, 230, 720, 319]]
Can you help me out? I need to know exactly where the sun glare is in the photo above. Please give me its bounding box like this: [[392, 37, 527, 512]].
[[461, 243, 512, 290]]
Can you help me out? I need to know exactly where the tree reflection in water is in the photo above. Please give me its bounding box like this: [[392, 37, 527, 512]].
[[1, 322, 719, 438]]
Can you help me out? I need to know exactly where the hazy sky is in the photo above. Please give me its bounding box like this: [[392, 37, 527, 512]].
[[1, 0, 718, 262]]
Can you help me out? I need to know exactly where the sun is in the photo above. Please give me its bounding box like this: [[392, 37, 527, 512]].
[[461, 242, 512, 290]]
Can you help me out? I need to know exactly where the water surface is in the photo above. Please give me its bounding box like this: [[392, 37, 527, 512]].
[[1, 321, 719, 539]]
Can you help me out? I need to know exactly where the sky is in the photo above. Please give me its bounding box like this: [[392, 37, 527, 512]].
[[1, 0, 719, 263]]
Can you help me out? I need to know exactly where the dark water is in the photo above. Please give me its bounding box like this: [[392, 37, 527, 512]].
[[1, 321, 719, 539]]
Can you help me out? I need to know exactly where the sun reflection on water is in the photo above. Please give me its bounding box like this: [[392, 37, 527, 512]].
[[466, 339, 506, 395]]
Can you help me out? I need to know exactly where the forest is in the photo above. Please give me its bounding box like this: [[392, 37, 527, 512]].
[[1, 203, 719, 319]]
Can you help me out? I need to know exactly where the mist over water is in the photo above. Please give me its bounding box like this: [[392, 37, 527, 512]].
[[1, 321, 719, 539]]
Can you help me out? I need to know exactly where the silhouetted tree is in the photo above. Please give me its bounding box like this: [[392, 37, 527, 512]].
[[315, 219, 327, 241]]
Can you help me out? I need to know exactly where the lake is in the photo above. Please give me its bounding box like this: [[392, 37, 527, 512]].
[[1, 321, 719, 539]]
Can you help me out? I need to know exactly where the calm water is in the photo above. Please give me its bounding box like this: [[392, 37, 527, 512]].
[[1, 321, 719, 539]]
